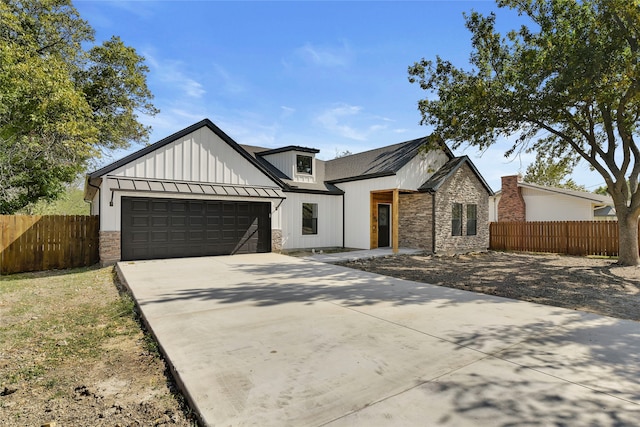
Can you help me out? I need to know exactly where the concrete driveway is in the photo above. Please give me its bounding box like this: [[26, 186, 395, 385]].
[[117, 253, 640, 426]]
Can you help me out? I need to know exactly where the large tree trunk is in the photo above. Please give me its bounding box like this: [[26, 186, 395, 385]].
[[617, 212, 640, 266]]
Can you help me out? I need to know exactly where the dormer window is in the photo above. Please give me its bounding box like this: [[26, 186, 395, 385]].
[[297, 155, 313, 175]]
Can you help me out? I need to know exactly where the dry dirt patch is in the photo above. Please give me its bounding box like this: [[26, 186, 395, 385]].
[[0, 267, 196, 426], [340, 251, 640, 321]]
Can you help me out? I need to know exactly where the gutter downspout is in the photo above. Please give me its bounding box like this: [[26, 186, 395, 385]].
[[87, 177, 101, 219], [342, 192, 345, 248], [431, 191, 436, 254]]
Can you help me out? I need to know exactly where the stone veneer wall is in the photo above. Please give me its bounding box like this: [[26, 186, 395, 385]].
[[271, 229, 283, 252], [99, 231, 121, 266], [497, 175, 526, 221], [434, 163, 490, 253], [398, 193, 434, 251]]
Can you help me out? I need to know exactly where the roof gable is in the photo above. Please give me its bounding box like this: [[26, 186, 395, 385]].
[[418, 156, 494, 195], [88, 119, 282, 188], [324, 136, 454, 183]]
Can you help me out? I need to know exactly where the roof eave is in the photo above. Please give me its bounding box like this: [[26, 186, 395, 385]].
[[87, 118, 287, 190], [326, 171, 396, 184]]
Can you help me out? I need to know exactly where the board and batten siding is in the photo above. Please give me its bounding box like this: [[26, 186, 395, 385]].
[[395, 149, 450, 190], [96, 126, 281, 232], [337, 175, 397, 249], [260, 151, 316, 183], [336, 152, 449, 249], [279, 192, 342, 249], [110, 127, 276, 187]]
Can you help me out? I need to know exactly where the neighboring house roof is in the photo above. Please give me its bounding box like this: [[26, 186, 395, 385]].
[[418, 156, 494, 195], [594, 205, 617, 217], [323, 136, 454, 183], [493, 181, 613, 205]]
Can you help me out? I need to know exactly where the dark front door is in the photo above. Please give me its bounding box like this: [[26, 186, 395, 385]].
[[377, 204, 390, 247], [121, 197, 271, 261]]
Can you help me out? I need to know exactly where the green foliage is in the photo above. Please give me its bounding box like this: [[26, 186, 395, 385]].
[[409, 0, 640, 264], [19, 183, 89, 215], [0, 0, 158, 214], [524, 153, 586, 190], [594, 185, 609, 196], [334, 149, 353, 158]]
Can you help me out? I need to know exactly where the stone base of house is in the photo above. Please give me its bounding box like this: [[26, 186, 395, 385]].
[[271, 229, 283, 252], [99, 231, 121, 266], [398, 193, 434, 251]]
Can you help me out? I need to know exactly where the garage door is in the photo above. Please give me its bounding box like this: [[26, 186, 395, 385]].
[[121, 197, 271, 261]]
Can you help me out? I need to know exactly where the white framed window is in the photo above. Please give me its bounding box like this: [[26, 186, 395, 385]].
[[297, 155, 313, 175]]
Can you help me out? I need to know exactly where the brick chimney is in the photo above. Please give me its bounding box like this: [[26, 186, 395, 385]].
[[498, 175, 526, 221]]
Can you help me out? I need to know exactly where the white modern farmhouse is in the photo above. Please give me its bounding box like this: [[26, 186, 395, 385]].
[[85, 119, 493, 265]]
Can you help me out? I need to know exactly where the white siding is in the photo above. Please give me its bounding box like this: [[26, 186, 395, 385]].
[[90, 192, 99, 216], [334, 150, 451, 249], [522, 188, 595, 221], [109, 127, 276, 187], [95, 126, 283, 232], [489, 194, 500, 222], [279, 192, 343, 249], [337, 175, 396, 249], [261, 151, 316, 183], [395, 149, 450, 190]]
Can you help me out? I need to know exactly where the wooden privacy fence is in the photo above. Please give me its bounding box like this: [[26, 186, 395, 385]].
[[0, 215, 99, 275], [489, 220, 639, 256]]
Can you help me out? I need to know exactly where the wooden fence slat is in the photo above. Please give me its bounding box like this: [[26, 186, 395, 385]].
[[489, 220, 636, 257], [0, 215, 100, 275]]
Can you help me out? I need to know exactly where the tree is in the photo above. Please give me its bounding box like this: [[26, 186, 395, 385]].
[[335, 149, 353, 158], [523, 153, 586, 190], [19, 180, 89, 215], [409, 0, 640, 265], [0, 0, 158, 214]]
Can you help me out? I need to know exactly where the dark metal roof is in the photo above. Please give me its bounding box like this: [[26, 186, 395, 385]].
[[256, 145, 320, 156], [106, 176, 286, 199], [324, 136, 454, 183], [418, 156, 494, 195]]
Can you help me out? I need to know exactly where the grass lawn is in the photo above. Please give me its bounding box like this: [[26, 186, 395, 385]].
[[0, 267, 194, 426]]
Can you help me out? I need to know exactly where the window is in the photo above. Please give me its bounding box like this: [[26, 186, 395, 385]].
[[297, 155, 313, 175], [452, 203, 462, 236], [467, 204, 477, 236], [302, 203, 318, 235]]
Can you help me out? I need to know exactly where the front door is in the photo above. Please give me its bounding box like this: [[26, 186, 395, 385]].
[[377, 204, 390, 247]]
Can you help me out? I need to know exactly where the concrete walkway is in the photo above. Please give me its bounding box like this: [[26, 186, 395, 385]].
[[300, 247, 422, 263], [117, 253, 640, 426]]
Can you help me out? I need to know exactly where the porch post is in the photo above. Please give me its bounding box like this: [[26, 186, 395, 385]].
[[392, 189, 399, 254]]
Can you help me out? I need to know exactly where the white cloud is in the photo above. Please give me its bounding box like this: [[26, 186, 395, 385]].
[[294, 41, 352, 68], [315, 105, 366, 141], [315, 104, 390, 141], [144, 52, 206, 99], [213, 64, 246, 94], [280, 106, 296, 118]]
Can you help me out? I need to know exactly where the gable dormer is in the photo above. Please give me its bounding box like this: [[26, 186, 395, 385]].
[[257, 146, 320, 184]]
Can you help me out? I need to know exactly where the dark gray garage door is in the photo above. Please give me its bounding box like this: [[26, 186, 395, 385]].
[[121, 197, 271, 261]]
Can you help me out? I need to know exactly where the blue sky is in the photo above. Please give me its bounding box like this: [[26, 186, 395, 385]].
[[75, 0, 605, 192]]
